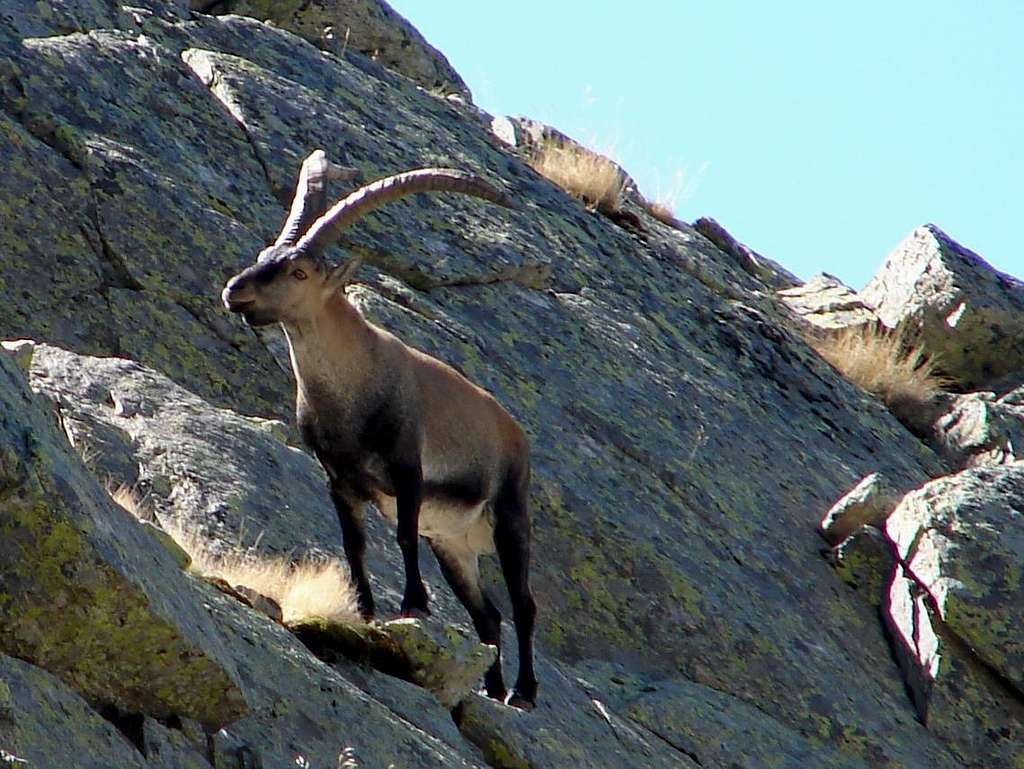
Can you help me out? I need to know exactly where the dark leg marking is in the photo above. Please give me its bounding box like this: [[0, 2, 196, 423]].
[[391, 461, 430, 617], [493, 466, 538, 709], [430, 538, 507, 702], [330, 487, 375, 620]]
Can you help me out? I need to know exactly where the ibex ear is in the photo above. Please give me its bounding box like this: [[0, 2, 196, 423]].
[[326, 256, 363, 291]]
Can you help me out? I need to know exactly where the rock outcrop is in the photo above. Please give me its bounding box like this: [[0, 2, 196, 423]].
[[930, 390, 1024, 468], [824, 465, 1024, 768], [885, 466, 1024, 698], [861, 224, 1024, 389], [0, 351, 246, 729], [1, 2, 1021, 768], [778, 273, 880, 330], [818, 472, 900, 546], [191, 0, 472, 99]]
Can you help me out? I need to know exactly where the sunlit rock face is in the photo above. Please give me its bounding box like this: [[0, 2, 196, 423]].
[[0, 351, 247, 729], [862, 224, 1024, 390], [778, 273, 879, 331], [1, 1, 1022, 766], [189, 0, 472, 99]]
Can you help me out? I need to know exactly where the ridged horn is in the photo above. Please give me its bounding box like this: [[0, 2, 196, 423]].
[[296, 169, 516, 255], [275, 150, 363, 247]]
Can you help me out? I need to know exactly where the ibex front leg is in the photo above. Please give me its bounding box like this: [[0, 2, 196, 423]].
[[391, 461, 430, 617], [330, 486, 375, 620]]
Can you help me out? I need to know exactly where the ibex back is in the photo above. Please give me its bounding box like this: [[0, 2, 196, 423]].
[[221, 151, 537, 709]]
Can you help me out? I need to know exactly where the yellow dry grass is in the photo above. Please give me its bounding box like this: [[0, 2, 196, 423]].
[[109, 483, 360, 625], [808, 325, 949, 419], [643, 164, 706, 226], [188, 549, 361, 626], [529, 139, 626, 213], [109, 481, 151, 519], [646, 200, 680, 227]]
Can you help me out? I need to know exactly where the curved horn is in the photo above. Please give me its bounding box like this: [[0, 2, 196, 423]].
[[275, 150, 363, 247], [296, 169, 516, 255]]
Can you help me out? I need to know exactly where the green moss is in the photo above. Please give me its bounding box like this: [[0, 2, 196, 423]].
[[289, 617, 408, 678], [481, 738, 529, 769], [540, 618, 566, 649], [0, 456, 245, 727], [661, 567, 705, 622]]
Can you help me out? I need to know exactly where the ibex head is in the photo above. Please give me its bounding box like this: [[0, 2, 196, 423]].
[[222, 150, 515, 327]]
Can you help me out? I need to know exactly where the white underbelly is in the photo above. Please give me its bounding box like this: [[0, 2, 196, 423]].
[[373, 494, 495, 553]]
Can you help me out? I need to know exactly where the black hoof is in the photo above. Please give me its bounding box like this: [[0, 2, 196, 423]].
[[485, 685, 508, 703], [505, 691, 536, 711], [356, 599, 375, 621], [399, 605, 431, 620]]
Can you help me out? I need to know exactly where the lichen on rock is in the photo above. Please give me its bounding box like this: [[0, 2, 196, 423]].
[[2, 2, 1023, 767], [0, 352, 246, 729]]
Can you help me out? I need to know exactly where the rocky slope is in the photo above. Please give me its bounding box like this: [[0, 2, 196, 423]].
[[2, 2, 1023, 768]]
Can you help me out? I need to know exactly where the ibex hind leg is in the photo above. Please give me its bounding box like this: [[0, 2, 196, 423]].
[[493, 466, 537, 709], [429, 537, 507, 703]]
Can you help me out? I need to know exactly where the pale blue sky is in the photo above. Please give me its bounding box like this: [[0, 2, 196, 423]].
[[388, 2, 1023, 289]]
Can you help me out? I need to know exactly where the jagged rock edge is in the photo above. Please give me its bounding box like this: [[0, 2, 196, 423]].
[[829, 512, 1024, 725]]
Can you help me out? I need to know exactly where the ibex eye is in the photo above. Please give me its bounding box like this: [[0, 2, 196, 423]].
[[292, 269, 308, 280]]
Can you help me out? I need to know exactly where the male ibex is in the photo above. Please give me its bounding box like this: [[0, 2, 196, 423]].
[[222, 151, 537, 709]]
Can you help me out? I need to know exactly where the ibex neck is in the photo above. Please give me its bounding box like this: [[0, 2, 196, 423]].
[[282, 293, 376, 402]]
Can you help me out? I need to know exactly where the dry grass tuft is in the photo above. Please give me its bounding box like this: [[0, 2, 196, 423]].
[[529, 139, 626, 213], [645, 200, 681, 227], [109, 482, 152, 520], [189, 550, 361, 626], [808, 325, 949, 424], [107, 483, 360, 626]]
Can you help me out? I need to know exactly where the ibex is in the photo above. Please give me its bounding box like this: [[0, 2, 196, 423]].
[[222, 151, 537, 709]]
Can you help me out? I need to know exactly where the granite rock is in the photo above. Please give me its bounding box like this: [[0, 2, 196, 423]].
[[862, 224, 1024, 389]]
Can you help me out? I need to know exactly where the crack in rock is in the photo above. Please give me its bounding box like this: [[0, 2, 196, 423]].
[[79, 207, 144, 292], [626, 717, 704, 767], [342, 241, 551, 293], [181, 48, 279, 210]]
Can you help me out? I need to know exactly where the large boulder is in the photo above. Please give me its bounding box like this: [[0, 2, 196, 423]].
[[861, 224, 1024, 389], [825, 464, 1024, 766], [930, 391, 1024, 468], [191, 0, 472, 99], [884, 465, 1024, 697], [27, 343, 340, 560], [0, 350, 246, 728], [778, 273, 879, 331], [26, 340, 466, 621]]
